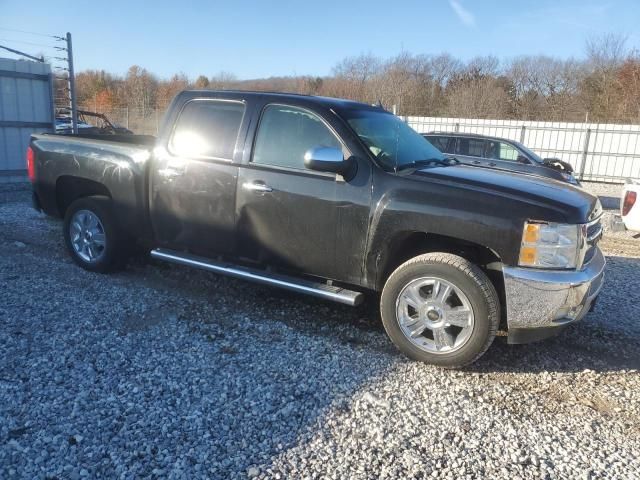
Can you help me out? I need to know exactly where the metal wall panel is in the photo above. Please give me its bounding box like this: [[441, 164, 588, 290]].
[[0, 57, 54, 182]]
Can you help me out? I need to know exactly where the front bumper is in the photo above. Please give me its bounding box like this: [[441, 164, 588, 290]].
[[503, 247, 606, 344]]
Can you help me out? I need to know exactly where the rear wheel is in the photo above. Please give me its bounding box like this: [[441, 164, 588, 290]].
[[63, 196, 125, 273], [380, 252, 499, 367]]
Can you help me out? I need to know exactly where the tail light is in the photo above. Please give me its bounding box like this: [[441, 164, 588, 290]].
[[26, 146, 35, 182], [622, 190, 637, 216]]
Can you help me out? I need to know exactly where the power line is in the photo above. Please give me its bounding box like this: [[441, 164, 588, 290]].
[[0, 27, 57, 38], [0, 37, 58, 49]]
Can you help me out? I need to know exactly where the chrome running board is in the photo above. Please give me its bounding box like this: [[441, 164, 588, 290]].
[[150, 248, 364, 307]]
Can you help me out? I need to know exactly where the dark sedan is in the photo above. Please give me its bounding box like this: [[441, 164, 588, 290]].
[[423, 132, 579, 185]]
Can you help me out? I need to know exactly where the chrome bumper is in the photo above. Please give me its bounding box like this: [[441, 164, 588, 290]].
[[502, 247, 605, 341]]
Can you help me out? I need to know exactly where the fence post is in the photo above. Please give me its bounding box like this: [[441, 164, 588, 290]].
[[520, 125, 526, 143], [155, 109, 159, 135], [125, 107, 129, 129], [455, 122, 460, 132], [576, 128, 591, 181]]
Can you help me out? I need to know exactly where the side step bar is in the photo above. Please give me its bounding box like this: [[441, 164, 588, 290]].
[[150, 248, 364, 307]]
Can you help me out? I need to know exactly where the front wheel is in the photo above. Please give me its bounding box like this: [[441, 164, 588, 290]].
[[380, 252, 500, 368]]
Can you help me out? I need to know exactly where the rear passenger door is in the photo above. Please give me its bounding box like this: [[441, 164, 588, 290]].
[[454, 137, 490, 167], [149, 98, 248, 257], [425, 135, 455, 155]]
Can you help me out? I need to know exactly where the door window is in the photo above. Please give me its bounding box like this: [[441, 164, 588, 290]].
[[426, 136, 453, 153], [252, 105, 342, 170], [456, 138, 486, 157], [486, 141, 520, 162], [170, 100, 245, 160]]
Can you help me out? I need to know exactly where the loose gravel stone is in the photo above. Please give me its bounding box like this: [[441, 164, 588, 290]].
[[0, 187, 639, 479]]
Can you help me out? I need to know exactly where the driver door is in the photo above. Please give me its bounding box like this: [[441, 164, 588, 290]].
[[236, 103, 370, 282]]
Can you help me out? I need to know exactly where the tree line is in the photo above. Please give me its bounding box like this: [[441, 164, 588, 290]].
[[71, 34, 640, 123]]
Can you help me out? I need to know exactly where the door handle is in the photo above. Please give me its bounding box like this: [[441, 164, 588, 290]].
[[472, 160, 481, 165], [242, 182, 273, 193]]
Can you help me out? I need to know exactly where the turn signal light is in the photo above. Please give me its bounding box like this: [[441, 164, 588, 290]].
[[26, 146, 35, 182], [622, 191, 636, 216], [523, 223, 540, 243], [519, 246, 537, 265]]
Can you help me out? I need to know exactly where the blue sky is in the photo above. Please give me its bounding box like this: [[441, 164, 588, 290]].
[[1, 0, 638, 79]]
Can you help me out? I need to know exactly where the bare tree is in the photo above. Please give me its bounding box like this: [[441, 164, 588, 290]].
[[209, 71, 238, 90], [123, 65, 158, 113], [194, 75, 210, 89], [582, 33, 628, 121]]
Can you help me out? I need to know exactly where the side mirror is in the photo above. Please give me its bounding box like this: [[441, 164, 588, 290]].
[[516, 155, 529, 164], [543, 157, 574, 173], [304, 146, 353, 175]]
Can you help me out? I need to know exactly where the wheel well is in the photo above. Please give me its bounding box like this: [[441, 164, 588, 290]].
[[56, 176, 111, 217], [379, 231, 507, 328]]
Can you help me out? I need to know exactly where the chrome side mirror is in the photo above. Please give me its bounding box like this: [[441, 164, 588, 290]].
[[303, 146, 353, 175]]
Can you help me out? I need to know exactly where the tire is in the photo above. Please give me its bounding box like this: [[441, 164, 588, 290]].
[[63, 196, 125, 273], [380, 252, 499, 368]]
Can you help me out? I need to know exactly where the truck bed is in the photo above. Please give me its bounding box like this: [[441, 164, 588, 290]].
[[30, 133, 156, 241]]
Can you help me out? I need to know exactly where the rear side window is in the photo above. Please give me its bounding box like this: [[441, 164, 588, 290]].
[[252, 104, 342, 170], [426, 136, 453, 153], [170, 100, 245, 159], [456, 138, 486, 157]]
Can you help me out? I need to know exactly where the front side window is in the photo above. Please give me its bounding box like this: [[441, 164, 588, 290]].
[[252, 105, 342, 170], [170, 100, 245, 159], [486, 140, 520, 162], [342, 109, 445, 170]]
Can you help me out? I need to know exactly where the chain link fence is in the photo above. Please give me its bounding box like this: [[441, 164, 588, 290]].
[[406, 116, 640, 184], [78, 106, 167, 136]]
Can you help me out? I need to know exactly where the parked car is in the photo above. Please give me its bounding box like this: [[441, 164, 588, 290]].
[[55, 109, 133, 135], [609, 179, 640, 233], [27, 91, 604, 367], [423, 132, 580, 185]]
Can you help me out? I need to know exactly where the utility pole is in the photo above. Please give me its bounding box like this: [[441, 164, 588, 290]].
[[66, 32, 78, 134]]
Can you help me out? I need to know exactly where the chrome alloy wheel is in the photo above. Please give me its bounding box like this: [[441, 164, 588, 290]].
[[69, 209, 106, 263], [396, 277, 475, 354]]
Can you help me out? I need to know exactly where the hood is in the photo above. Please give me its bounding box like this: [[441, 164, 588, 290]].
[[412, 164, 599, 223]]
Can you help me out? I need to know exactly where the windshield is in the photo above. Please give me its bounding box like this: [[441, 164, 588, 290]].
[[342, 109, 446, 170], [514, 141, 544, 164]]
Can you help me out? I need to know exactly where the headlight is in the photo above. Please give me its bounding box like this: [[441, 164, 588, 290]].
[[519, 221, 582, 269]]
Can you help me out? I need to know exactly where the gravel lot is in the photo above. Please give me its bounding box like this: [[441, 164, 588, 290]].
[[1, 185, 639, 479]]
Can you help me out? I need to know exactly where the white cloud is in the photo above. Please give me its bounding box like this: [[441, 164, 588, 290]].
[[449, 0, 476, 27]]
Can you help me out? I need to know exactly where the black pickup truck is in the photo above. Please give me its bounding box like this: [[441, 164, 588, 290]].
[[28, 91, 605, 367]]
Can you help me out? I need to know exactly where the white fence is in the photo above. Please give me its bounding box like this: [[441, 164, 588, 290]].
[[406, 116, 640, 183]]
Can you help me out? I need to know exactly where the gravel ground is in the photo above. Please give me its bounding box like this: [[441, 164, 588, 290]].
[[1, 185, 639, 479]]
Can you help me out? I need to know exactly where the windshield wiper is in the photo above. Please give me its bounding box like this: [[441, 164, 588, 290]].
[[396, 157, 457, 171]]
